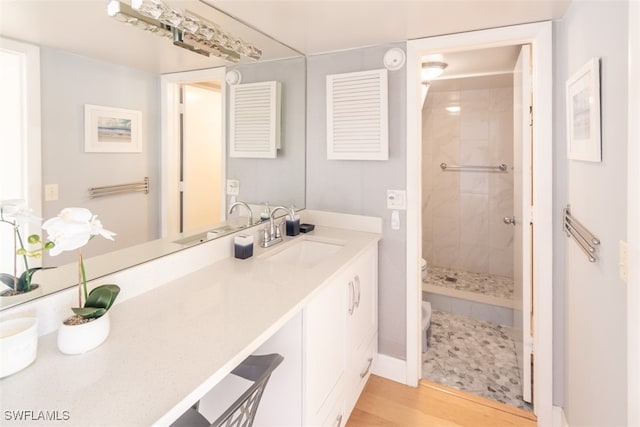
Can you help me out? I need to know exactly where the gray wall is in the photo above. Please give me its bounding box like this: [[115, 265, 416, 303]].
[[41, 48, 160, 265], [555, 2, 629, 423], [306, 44, 407, 359], [226, 57, 306, 209]]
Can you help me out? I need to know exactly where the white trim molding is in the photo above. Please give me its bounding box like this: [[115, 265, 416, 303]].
[[372, 353, 407, 385], [406, 21, 553, 425], [554, 406, 569, 427], [160, 68, 226, 237], [627, 2, 640, 425]]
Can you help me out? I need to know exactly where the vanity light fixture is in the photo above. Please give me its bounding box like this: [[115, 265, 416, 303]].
[[421, 61, 448, 81], [107, 0, 262, 62], [107, 0, 172, 38]]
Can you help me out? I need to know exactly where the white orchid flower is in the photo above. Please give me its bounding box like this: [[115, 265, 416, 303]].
[[42, 207, 116, 256], [0, 199, 42, 226]]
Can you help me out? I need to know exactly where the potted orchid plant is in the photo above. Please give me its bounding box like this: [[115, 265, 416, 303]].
[[0, 200, 54, 296], [42, 207, 120, 354]]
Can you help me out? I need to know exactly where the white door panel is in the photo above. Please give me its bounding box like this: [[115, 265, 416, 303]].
[[513, 44, 533, 404], [182, 85, 223, 231]]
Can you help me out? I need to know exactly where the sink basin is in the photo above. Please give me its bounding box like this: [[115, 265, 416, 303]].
[[266, 239, 343, 268]]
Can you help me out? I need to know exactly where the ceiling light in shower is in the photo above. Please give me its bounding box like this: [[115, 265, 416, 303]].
[[446, 105, 461, 113], [421, 61, 448, 81]]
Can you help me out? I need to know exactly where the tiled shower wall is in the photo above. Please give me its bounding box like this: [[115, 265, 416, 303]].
[[422, 86, 514, 277]]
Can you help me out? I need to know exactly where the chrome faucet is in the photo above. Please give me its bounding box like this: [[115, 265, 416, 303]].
[[228, 201, 253, 227], [260, 205, 296, 248]]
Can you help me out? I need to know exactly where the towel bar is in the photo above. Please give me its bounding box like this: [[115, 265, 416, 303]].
[[563, 205, 599, 263], [440, 162, 508, 172], [89, 177, 149, 199]]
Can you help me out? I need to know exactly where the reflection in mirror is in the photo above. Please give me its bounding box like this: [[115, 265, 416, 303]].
[[0, 0, 306, 311], [226, 57, 306, 209]]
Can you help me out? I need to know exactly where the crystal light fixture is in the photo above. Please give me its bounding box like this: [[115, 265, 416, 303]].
[[107, 0, 262, 62], [107, 0, 172, 38]]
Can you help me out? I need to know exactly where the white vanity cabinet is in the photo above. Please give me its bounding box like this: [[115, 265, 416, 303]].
[[303, 243, 378, 426], [303, 270, 347, 426], [344, 244, 378, 416]]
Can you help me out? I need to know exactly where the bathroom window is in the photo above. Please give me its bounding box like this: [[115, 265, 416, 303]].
[[0, 38, 41, 274]]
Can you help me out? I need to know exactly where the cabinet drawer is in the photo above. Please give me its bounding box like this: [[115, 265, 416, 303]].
[[309, 385, 345, 427], [344, 333, 377, 419]]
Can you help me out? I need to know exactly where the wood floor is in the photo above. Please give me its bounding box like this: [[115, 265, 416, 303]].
[[346, 375, 537, 427]]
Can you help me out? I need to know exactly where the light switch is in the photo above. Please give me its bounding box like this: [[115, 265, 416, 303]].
[[387, 190, 406, 210], [226, 179, 240, 196], [45, 184, 59, 201]]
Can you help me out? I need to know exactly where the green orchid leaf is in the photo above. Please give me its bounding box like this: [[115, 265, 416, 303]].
[[85, 284, 121, 311], [72, 307, 107, 319], [16, 267, 53, 292], [0, 273, 17, 288]]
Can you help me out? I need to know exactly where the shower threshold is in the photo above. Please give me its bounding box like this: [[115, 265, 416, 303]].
[[422, 266, 514, 309]]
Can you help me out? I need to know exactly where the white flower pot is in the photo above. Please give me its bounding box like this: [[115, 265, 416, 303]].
[[0, 284, 43, 307], [0, 317, 38, 378], [57, 312, 110, 355]]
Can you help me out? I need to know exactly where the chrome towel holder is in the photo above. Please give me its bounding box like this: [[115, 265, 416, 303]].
[[563, 204, 600, 263], [88, 177, 149, 199], [440, 162, 508, 172]]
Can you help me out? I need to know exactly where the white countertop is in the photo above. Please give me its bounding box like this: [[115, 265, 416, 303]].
[[0, 226, 380, 427]]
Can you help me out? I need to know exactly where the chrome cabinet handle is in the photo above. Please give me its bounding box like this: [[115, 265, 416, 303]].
[[348, 281, 355, 315], [503, 216, 516, 225], [354, 275, 361, 308], [359, 357, 373, 379], [334, 414, 343, 427]]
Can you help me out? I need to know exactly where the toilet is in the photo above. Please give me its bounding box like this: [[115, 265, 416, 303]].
[[422, 300, 432, 353]]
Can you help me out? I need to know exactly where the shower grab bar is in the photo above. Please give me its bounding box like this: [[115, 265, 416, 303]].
[[440, 162, 508, 172], [563, 205, 599, 263], [89, 177, 149, 199]]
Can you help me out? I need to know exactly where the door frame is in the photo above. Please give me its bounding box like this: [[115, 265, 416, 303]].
[[405, 21, 553, 424], [160, 67, 226, 238], [627, 2, 640, 425]]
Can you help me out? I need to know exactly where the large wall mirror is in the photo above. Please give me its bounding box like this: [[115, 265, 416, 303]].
[[0, 0, 306, 310]]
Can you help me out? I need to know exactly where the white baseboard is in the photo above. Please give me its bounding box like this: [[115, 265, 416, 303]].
[[372, 353, 407, 385], [553, 405, 568, 427]]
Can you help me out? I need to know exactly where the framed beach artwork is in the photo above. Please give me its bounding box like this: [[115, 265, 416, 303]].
[[566, 58, 601, 162], [84, 104, 142, 153]]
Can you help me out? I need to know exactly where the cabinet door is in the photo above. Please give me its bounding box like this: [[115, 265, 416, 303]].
[[304, 276, 346, 418], [344, 245, 378, 419], [347, 245, 378, 353]]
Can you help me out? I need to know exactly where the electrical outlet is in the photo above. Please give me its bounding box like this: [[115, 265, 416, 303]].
[[45, 184, 59, 201], [620, 240, 628, 283]]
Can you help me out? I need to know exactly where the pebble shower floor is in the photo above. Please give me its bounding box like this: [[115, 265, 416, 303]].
[[422, 309, 533, 411]]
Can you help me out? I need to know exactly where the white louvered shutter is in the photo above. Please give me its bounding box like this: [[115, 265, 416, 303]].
[[326, 69, 388, 160], [230, 81, 281, 158]]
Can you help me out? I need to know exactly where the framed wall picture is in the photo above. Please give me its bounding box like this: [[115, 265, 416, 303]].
[[84, 104, 142, 153], [566, 58, 601, 162]]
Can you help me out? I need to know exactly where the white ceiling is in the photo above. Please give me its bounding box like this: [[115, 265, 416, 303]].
[[211, 0, 570, 55], [0, 0, 571, 75]]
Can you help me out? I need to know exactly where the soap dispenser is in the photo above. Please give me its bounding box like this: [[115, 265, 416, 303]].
[[285, 206, 300, 236]]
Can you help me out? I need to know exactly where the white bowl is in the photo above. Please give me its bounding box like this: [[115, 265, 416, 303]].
[[0, 317, 38, 378]]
